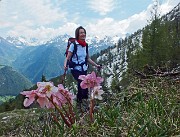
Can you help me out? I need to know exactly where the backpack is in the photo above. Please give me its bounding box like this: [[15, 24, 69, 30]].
[[65, 37, 88, 70]]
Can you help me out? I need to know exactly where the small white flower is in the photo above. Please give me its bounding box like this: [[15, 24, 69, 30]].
[[91, 86, 104, 100]]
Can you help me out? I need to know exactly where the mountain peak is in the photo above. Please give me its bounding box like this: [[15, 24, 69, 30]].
[[5, 36, 46, 47]]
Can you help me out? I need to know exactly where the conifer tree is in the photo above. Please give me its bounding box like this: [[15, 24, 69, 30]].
[[141, 0, 162, 67], [41, 74, 47, 82], [110, 70, 121, 93]]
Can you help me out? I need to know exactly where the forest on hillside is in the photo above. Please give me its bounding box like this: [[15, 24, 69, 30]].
[[90, 2, 179, 91]]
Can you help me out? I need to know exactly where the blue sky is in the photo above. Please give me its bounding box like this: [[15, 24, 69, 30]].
[[0, 0, 179, 43]]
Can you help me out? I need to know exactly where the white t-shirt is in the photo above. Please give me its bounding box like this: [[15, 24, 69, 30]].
[[68, 41, 88, 71]]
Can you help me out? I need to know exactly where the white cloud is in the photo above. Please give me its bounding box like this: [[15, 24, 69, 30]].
[[0, 0, 179, 43], [0, 21, 13, 28], [0, 0, 67, 28], [125, 11, 149, 33], [85, 11, 148, 39], [7, 22, 78, 42], [95, 0, 179, 38], [0, 0, 68, 41], [7, 26, 60, 43], [88, 0, 116, 15], [19, 0, 67, 25], [56, 23, 79, 37]]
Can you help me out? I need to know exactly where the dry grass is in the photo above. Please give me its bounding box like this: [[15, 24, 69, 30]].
[[0, 77, 179, 136]]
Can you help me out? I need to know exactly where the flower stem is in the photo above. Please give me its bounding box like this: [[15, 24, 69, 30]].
[[60, 92, 75, 123], [89, 88, 94, 122], [48, 97, 72, 127], [90, 98, 95, 122]]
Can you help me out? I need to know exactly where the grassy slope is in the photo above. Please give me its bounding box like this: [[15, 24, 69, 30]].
[[0, 77, 179, 136]]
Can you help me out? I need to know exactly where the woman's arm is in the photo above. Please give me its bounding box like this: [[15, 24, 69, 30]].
[[87, 55, 101, 68], [64, 51, 73, 70]]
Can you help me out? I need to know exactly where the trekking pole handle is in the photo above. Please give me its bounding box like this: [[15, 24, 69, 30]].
[[97, 64, 102, 71], [64, 60, 69, 71]]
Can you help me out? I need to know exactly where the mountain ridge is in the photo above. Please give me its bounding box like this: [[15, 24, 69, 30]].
[[0, 66, 32, 96], [5, 35, 119, 83]]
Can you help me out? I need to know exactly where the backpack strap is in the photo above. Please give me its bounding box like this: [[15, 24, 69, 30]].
[[72, 42, 88, 63], [70, 42, 89, 71], [85, 43, 88, 65], [86, 43, 88, 55], [72, 41, 79, 63]]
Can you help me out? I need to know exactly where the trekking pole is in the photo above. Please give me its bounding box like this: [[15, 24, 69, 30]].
[[61, 61, 68, 86], [61, 69, 67, 85]]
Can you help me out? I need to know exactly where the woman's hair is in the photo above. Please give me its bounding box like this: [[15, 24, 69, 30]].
[[75, 26, 86, 40]]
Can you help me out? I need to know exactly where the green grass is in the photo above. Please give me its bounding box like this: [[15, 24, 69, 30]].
[[0, 77, 179, 136], [0, 96, 15, 104]]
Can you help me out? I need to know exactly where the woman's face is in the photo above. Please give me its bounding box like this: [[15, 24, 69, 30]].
[[78, 29, 86, 40]]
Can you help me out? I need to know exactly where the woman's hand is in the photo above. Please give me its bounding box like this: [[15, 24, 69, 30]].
[[64, 65, 68, 71], [64, 51, 73, 71], [64, 58, 68, 71], [96, 64, 102, 70]]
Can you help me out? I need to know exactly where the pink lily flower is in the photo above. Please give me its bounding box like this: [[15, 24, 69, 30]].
[[36, 82, 59, 108], [57, 84, 75, 104], [37, 82, 58, 97], [21, 82, 58, 108], [21, 90, 37, 107], [79, 71, 104, 89], [21, 82, 76, 128], [21, 82, 75, 109], [37, 96, 54, 108]]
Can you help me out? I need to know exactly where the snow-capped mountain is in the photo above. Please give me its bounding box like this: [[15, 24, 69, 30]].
[[87, 35, 120, 44], [86, 35, 121, 55], [5, 34, 121, 55], [93, 3, 180, 88], [46, 34, 70, 45], [162, 2, 180, 21], [0, 37, 23, 66], [1, 33, 122, 83], [5, 34, 120, 47], [6, 36, 46, 47]]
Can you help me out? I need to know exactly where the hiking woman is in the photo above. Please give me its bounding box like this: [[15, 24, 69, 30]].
[[64, 26, 101, 108]]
